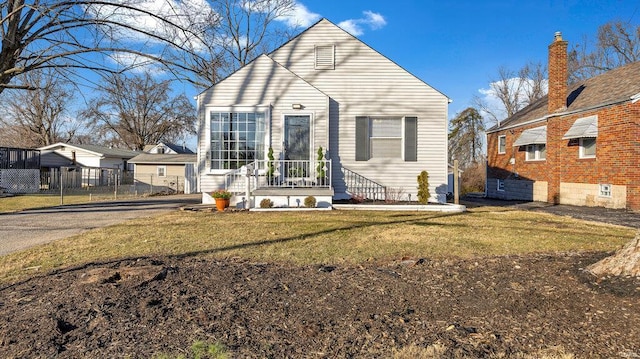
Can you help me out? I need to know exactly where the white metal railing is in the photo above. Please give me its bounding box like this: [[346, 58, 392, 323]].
[[224, 159, 332, 193]]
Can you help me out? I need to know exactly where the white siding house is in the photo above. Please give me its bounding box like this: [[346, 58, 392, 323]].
[[196, 19, 449, 205], [39, 143, 138, 170]]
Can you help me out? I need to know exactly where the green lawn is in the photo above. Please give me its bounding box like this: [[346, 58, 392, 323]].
[[0, 207, 634, 283]]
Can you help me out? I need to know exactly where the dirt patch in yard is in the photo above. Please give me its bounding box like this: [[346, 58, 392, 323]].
[[1, 253, 639, 358]]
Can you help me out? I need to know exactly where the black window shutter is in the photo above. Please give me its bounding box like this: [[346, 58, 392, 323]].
[[355, 116, 369, 161], [404, 116, 417, 161]]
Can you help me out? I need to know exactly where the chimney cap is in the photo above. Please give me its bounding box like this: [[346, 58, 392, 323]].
[[554, 31, 563, 41]]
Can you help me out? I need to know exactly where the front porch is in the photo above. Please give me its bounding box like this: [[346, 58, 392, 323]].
[[209, 159, 333, 209]]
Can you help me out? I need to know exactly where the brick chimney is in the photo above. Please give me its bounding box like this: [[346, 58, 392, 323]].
[[548, 31, 568, 113]]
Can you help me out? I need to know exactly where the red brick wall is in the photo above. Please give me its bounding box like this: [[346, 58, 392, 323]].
[[548, 34, 568, 113], [487, 122, 551, 183], [487, 101, 640, 210]]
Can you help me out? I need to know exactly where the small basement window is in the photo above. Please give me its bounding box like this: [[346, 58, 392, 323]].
[[315, 45, 335, 70], [497, 179, 505, 191], [599, 184, 611, 197], [157, 166, 166, 177]]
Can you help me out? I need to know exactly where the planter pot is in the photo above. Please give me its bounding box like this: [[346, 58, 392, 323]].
[[215, 198, 230, 212]]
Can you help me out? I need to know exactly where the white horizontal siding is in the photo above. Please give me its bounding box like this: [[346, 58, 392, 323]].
[[197, 55, 329, 194], [270, 20, 448, 201]]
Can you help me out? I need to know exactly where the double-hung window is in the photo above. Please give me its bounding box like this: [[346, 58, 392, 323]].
[[355, 116, 418, 161], [157, 166, 166, 177], [498, 135, 506, 154], [525, 144, 546, 161], [210, 110, 267, 170], [370, 118, 402, 158]]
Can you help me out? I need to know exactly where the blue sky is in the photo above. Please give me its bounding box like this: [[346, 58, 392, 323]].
[[294, 0, 639, 118]]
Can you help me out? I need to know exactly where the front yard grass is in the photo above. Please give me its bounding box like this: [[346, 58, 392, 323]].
[[0, 207, 634, 283]]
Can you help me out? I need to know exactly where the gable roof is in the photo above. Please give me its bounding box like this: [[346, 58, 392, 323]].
[[38, 143, 139, 158], [129, 153, 196, 164], [198, 54, 329, 104], [144, 142, 194, 154], [268, 18, 450, 101], [489, 60, 640, 133], [199, 18, 448, 101]]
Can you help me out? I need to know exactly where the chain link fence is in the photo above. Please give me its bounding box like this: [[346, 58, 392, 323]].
[[38, 167, 189, 202]]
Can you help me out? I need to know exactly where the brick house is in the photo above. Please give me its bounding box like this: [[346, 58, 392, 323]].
[[486, 32, 640, 210]]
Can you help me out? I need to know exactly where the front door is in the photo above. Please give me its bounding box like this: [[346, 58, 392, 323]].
[[284, 115, 310, 178]]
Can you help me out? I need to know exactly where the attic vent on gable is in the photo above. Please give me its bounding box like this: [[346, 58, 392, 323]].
[[315, 45, 335, 70]]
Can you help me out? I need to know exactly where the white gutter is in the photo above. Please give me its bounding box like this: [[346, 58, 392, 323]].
[[486, 97, 633, 134]]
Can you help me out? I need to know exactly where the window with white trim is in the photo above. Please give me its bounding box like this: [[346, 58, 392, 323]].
[[498, 135, 506, 154], [355, 116, 418, 161], [210, 111, 267, 170], [525, 144, 546, 161], [599, 183, 611, 197], [579, 138, 596, 158], [157, 166, 166, 177], [370, 118, 402, 158], [497, 179, 505, 191]]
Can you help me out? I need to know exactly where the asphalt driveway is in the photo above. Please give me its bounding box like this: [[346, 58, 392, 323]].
[[461, 196, 640, 228], [0, 194, 201, 256]]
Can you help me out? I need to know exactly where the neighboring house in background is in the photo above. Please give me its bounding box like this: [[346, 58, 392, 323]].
[[143, 142, 195, 155], [38, 143, 139, 188], [486, 32, 640, 210], [196, 18, 450, 207], [129, 152, 197, 194], [39, 143, 138, 171]]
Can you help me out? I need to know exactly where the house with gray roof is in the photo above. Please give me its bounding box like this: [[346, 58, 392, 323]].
[[196, 18, 450, 207], [39, 143, 139, 171], [486, 32, 640, 210]]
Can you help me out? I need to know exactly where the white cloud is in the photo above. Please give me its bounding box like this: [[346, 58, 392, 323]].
[[337, 19, 362, 36], [338, 11, 387, 36], [87, 0, 214, 50], [275, 2, 321, 28], [107, 52, 165, 75], [363, 10, 386, 29]]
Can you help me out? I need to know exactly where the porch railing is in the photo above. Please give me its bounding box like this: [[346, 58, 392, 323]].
[[223, 159, 332, 194], [342, 167, 387, 200]]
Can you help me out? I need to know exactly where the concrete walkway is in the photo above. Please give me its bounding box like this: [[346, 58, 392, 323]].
[[0, 194, 200, 256]]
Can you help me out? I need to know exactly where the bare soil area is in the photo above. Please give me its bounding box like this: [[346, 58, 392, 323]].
[[1, 253, 639, 358]]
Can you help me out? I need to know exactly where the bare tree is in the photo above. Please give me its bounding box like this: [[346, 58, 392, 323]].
[[172, 0, 296, 88], [569, 20, 640, 83], [448, 107, 485, 169], [84, 72, 196, 150], [0, 0, 208, 94], [0, 69, 86, 147], [474, 62, 547, 126]]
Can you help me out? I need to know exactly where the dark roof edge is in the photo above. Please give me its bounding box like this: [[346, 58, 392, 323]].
[[486, 97, 633, 134]]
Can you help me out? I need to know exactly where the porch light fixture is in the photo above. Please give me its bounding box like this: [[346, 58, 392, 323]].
[[291, 103, 304, 109]]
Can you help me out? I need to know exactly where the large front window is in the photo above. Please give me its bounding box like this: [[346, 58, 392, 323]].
[[210, 111, 266, 170]]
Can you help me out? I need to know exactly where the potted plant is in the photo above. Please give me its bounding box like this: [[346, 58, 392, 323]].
[[211, 189, 232, 212]]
